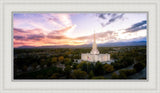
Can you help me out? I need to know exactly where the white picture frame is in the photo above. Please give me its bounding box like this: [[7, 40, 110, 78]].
[[0, 0, 160, 93]]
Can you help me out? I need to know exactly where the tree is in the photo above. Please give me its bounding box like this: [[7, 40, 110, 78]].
[[64, 51, 71, 57], [32, 62, 38, 70], [119, 73, 127, 79], [72, 63, 78, 69], [64, 65, 72, 78], [40, 59, 48, 68], [36, 75, 44, 79], [87, 62, 95, 73], [104, 64, 114, 73], [22, 65, 28, 71], [77, 61, 88, 72], [64, 58, 72, 66], [50, 73, 60, 79], [71, 70, 87, 79], [51, 57, 58, 64], [133, 62, 145, 72], [58, 56, 64, 63], [88, 71, 94, 79], [47, 69, 54, 77], [111, 53, 118, 59], [95, 62, 104, 76], [64, 58, 71, 62], [112, 72, 119, 79], [92, 76, 105, 79], [119, 70, 127, 79]]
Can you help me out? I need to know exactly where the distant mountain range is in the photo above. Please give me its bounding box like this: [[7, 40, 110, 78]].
[[98, 41, 146, 47], [17, 41, 146, 49]]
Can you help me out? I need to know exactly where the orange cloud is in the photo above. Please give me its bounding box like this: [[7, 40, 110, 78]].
[[14, 25, 76, 47], [14, 25, 118, 48], [47, 26, 72, 39]]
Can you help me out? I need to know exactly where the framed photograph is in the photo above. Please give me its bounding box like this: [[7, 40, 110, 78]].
[[0, 0, 160, 93], [13, 12, 147, 80]]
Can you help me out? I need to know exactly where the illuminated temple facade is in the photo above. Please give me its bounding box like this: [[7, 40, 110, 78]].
[[81, 32, 110, 62]]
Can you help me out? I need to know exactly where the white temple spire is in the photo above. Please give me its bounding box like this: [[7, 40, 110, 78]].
[[90, 30, 99, 55], [81, 30, 110, 62]]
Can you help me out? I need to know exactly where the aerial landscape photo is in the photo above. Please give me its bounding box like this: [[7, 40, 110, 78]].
[[13, 13, 147, 79]]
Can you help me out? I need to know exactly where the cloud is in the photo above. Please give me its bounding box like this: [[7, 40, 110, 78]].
[[14, 42, 25, 45], [14, 32, 45, 41], [14, 26, 75, 47], [74, 31, 116, 43], [98, 13, 125, 27], [55, 14, 72, 27], [98, 13, 106, 19], [14, 28, 46, 35], [14, 25, 118, 47], [29, 22, 51, 32], [27, 34, 45, 40], [46, 13, 72, 27], [96, 31, 114, 38], [14, 28, 27, 33], [130, 36, 147, 42], [47, 35, 67, 39], [47, 26, 73, 39], [14, 25, 145, 48], [126, 20, 147, 32], [14, 28, 47, 48], [14, 36, 26, 40], [106, 14, 124, 25]]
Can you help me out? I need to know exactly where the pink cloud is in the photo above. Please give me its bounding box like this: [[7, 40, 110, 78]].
[[47, 26, 72, 39], [14, 24, 117, 48], [55, 14, 72, 27], [14, 25, 74, 47], [47, 13, 72, 27]]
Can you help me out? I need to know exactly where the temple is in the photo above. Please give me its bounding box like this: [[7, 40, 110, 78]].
[[81, 31, 110, 62]]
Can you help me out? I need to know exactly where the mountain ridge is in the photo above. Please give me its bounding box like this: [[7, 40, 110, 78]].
[[16, 41, 146, 49]]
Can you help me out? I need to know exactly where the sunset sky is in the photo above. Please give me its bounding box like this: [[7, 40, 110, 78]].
[[13, 13, 147, 48]]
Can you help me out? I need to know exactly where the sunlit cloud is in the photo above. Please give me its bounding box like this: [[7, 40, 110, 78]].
[[45, 13, 73, 28]]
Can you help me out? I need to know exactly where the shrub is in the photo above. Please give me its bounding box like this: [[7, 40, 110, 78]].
[[92, 76, 105, 79], [112, 72, 119, 79], [133, 62, 145, 72], [104, 64, 114, 73], [71, 70, 87, 79]]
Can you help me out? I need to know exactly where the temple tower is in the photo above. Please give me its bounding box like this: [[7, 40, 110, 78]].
[[90, 31, 99, 55], [81, 30, 110, 63]]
